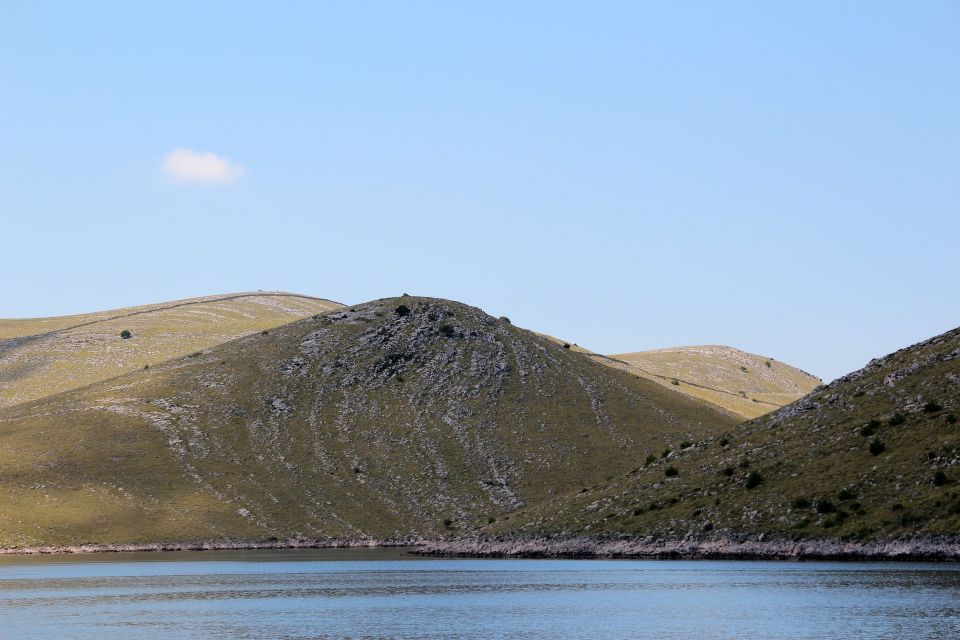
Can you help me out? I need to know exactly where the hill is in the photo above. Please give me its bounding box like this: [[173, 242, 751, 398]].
[[0, 292, 342, 409], [468, 325, 960, 549], [0, 296, 738, 549], [536, 336, 819, 420], [610, 346, 821, 419]]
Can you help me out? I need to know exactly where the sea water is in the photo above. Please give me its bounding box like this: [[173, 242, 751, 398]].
[[1, 549, 958, 639]]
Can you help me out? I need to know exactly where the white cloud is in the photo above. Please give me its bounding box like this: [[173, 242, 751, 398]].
[[162, 148, 245, 184]]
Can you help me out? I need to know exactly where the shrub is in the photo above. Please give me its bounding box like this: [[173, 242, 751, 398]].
[[933, 470, 949, 486], [671, 379, 680, 386], [738, 459, 751, 469], [438, 323, 455, 337], [644, 454, 657, 466], [765, 360, 772, 368], [947, 413, 957, 424], [869, 439, 886, 456], [680, 441, 693, 449], [816, 500, 836, 514], [664, 466, 679, 477], [395, 304, 411, 317], [486, 516, 496, 524], [838, 488, 856, 501], [720, 467, 734, 477], [740, 366, 748, 373], [661, 448, 672, 458], [860, 420, 881, 437], [719, 437, 730, 447], [563, 343, 571, 349], [499, 316, 511, 324], [923, 401, 943, 413], [889, 412, 906, 426], [790, 497, 812, 509], [745, 471, 764, 489], [120, 329, 132, 339], [442, 518, 453, 529]]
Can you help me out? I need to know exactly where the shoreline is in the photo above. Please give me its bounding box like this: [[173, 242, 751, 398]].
[[415, 536, 960, 562], [0, 538, 417, 556], [3, 535, 960, 562]]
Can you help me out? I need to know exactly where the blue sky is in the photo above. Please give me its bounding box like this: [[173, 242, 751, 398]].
[[1, 1, 958, 382]]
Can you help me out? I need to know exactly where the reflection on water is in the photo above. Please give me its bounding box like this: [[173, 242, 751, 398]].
[[1, 550, 959, 639]]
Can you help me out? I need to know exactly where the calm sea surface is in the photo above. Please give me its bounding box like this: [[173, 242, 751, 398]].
[[1, 549, 959, 639]]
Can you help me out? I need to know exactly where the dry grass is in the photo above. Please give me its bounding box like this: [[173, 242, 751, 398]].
[[0, 292, 342, 409]]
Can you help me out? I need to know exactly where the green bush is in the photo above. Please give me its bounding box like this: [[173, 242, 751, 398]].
[[838, 488, 856, 501], [860, 420, 881, 437], [889, 412, 906, 426], [720, 467, 734, 477], [933, 470, 949, 486], [661, 448, 671, 458], [790, 497, 811, 509], [395, 304, 411, 317], [869, 439, 886, 456], [816, 500, 836, 514], [438, 323, 455, 337], [487, 516, 496, 524], [680, 441, 692, 449], [923, 401, 943, 413], [644, 454, 657, 466], [671, 379, 680, 386], [499, 316, 511, 324], [664, 466, 679, 477], [719, 436, 730, 447], [947, 413, 957, 424], [442, 518, 453, 529], [745, 471, 764, 489], [120, 329, 132, 339]]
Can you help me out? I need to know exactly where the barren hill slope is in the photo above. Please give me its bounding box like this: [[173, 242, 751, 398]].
[[611, 346, 822, 419], [487, 325, 960, 543], [0, 296, 738, 548], [536, 336, 819, 420], [0, 292, 342, 409]]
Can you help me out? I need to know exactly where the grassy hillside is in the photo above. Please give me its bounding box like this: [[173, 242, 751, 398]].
[[490, 326, 960, 541], [0, 292, 342, 409], [611, 346, 822, 419], [0, 296, 738, 548]]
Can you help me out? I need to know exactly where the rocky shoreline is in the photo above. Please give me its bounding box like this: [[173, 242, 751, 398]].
[[414, 535, 960, 562], [3, 535, 960, 561], [0, 538, 418, 556]]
